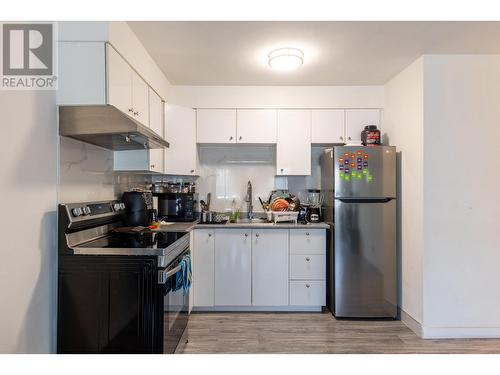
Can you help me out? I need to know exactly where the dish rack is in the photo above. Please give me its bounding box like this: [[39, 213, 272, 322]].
[[272, 211, 299, 224]]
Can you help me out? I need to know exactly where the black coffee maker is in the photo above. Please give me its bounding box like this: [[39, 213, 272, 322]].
[[122, 191, 154, 227]]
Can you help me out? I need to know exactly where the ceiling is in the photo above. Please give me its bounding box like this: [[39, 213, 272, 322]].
[[128, 21, 500, 86]]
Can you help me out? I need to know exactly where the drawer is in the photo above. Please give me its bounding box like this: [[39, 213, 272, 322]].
[[289, 229, 326, 254], [290, 254, 325, 280], [289, 280, 326, 306]]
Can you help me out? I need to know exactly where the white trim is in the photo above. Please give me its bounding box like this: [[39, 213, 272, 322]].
[[400, 309, 423, 338], [422, 326, 500, 339], [192, 306, 322, 312]]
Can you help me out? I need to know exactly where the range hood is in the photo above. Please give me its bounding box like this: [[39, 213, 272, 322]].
[[59, 105, 169, 150]]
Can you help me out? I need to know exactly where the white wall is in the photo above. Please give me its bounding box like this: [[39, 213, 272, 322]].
[[422, 55, 500, 338], [0, 91, 57, 353], [169, 85, 384, 109], [383, 58, 424, 326]]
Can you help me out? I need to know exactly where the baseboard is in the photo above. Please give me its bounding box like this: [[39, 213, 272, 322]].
[[400, 309, 423, 338], [192, 306, 322, 312], [422, 326, 500, 339]]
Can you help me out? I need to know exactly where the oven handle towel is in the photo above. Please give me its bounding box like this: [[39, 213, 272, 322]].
[[173, 253, 192, 295]]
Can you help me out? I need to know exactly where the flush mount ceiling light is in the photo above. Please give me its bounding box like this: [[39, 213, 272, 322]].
[[268, 47, 304, 71]]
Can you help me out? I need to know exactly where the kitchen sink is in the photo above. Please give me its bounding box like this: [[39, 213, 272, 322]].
[[229, 218, 271, 224]]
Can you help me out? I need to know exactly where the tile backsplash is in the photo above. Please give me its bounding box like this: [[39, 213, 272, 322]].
[[194, 145, 328, 213], [58, 137, 330, 211]]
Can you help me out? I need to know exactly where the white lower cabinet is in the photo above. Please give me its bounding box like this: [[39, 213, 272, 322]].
[[192, 228, 326, 310], [289, 281, 326, 306], [252, 229, 289, 306], [214, 229, 252, 306], [193, 229, 215, 307]]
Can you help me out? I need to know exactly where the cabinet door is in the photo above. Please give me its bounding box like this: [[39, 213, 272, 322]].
[[131, 71, 150, 126], [148, 88, 163, 136], [311, 109, 345, 144], [252, 229, 288, 306], [214, 229, 252, 306], [148, 149, 164, 173], [193, 229, 215, 307], [236, 109, 277, 144], [196, 109, 236, 143], [107, 45, 132, 116], [165, 104, 197, 175], [345, 109, 380, 143], [276, 110, 311, 175]]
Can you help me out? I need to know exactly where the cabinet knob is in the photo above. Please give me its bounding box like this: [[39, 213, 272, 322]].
[[280, 168, 284, 173], [244, 233, 248, 237], [255, 233, 259, 238], [128, 108, 133, 113], [239, 136, 242, 140], [339, 136, 343, 140], [229, 136, 233, 141], [306, 257, 310, 262], [348, 136, 352, 141], [306, 284, 310, 288], [306, 232, 310, 236], [150, 164, 155, 169], [208, 233, 212, 237], [134, 111, 139, 116], [190, 169, 195, 174]]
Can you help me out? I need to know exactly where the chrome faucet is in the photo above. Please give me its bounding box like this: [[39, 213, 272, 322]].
[[245, 180, 253, 219]]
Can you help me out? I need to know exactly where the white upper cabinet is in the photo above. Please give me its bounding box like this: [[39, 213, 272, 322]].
[[107, 45, 133, 116], [311, 109, 345, 144], [276, 110, 311, 176], [252, 229, 289, 306], [345, 109, 381, 143], [148, 88, 163, 136], [165, 104, 197, 176], [196, 109, 237, 143], [131, 70, 150, 126], [236, 109, 277, 144]]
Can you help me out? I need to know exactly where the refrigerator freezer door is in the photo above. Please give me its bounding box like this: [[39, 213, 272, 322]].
[[334, 146, 396, 199], [334, 199, 397, 318]]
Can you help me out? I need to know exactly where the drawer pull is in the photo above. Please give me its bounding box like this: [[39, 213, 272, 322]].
[[255, 233, 259, 237], [306, 284, 310, 288], [208, 233, 212, 237], [244, 233, 248, 237], [306, 257, 310, 261], [306, 232, 310, 236]]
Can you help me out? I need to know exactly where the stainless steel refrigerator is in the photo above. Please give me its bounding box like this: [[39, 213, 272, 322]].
[[321, 146, 397, 318]]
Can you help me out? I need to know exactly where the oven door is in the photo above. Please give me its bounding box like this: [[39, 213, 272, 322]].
[[159, 248, 190, 354]]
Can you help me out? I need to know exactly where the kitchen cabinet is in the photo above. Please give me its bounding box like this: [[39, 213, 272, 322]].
[[107, 45, 150, 127], [345, 109, 381, 143], [106, 44, 132, 116], [114, 149, 164, 173], [276, 110, 311, 175], [251, 229, 288, 306], [289, 281, 326, 306], [148, 87, 163, 137], [311, 109, 345, 144], [165, 104, 197, 175], [193, 229, 215, 307], [214, 229, 252, 306], [236, 109, 277, 144], [196, 109, 237, 143]]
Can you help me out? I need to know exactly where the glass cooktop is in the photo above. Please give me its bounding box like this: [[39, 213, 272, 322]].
[[79, 231, 188, 249]]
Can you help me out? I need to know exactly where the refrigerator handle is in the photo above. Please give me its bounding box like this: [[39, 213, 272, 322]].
[[337, 198, 394, 203]]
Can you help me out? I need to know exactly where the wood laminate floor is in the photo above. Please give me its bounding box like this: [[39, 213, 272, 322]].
[[181, 312, 500, 354]]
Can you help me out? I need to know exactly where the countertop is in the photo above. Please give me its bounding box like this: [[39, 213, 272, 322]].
[[155, 221, 329, 232]]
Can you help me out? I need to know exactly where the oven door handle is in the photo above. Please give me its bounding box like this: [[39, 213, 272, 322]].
[[158, 264, 182, 284]]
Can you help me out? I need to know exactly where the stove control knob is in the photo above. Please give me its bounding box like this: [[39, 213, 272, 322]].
[[113, 203, 121, 211], [72, 207, 83, 217], [82, 206, 91, 215]]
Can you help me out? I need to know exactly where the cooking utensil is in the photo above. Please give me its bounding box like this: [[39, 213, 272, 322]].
[[206, 193, 211, 211], [258, 197, 266, 211]]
